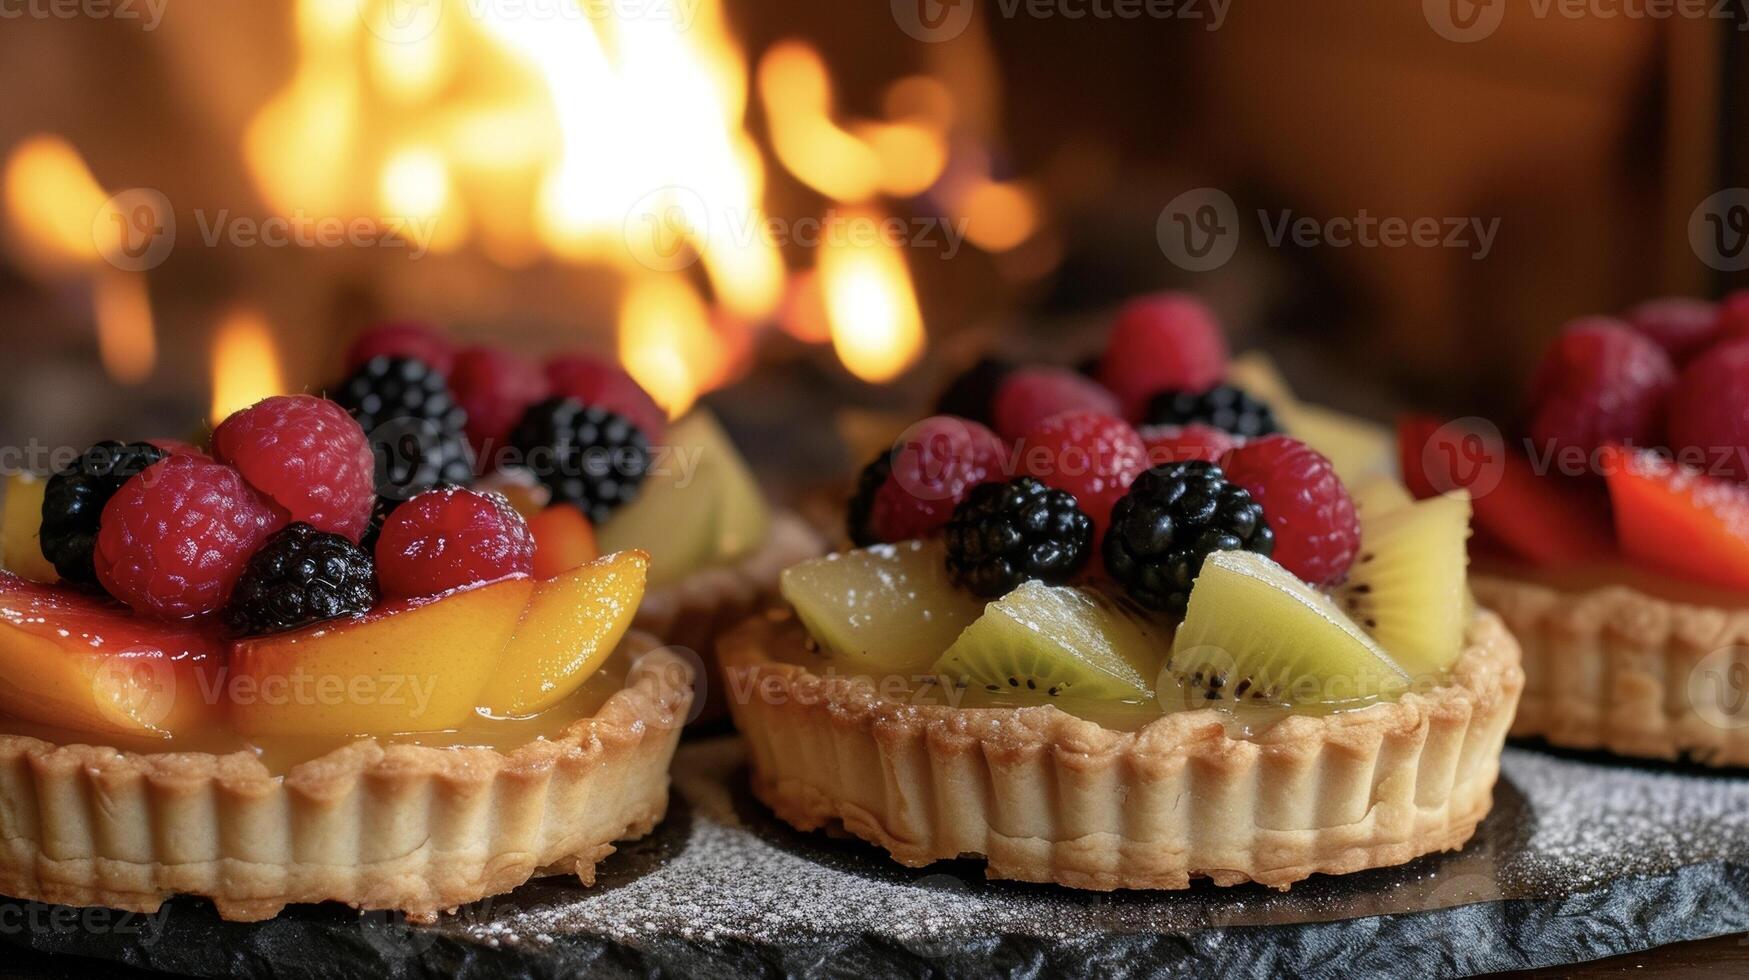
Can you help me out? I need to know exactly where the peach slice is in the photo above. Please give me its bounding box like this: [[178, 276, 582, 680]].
[[530, 505, 599, 580], [0, 572, 224, 738], [2, 474, 58, 583], [230, 576, 534, 737], [477, 551, 648, 716]]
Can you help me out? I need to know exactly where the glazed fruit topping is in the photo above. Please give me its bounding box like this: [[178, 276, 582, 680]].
[[529, 504, 600, 580], [225, 522, 379, 636], [1102, 460, 1273, 613], [449, 346, 552, 461], [857, 415, 1006, 544], [1625, 296, 1720, 363], [1097, 292, 1228, 420], [40, 441, 168, 586], [1526, 317, 1675, 457], [1336, 490, 1472, 676], [95, 456, 285, 619], [991, 366, 1120, 441], [1601, 445, 1749, 592], [944, 477, 1094, 598], [934, 581, 1163, 703], [781, 540, 986, 676], [212, 394, 377, 542], [545, 354, 668, 445], [374, 486, 535, 599], [342, 320, 456, 376], [509, 397, 651, 524], [1221, 435, 1359, 587], [332, 355, 476, 500], [1668, 339, 1749, 484], [1144, 384, 1281, 439], [1017, 409, 1148, 535]]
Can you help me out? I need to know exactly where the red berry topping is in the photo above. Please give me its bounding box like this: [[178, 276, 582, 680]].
[[545, 354, 667, 444], [991, 367, 1121, 441], [1717, 290, 1749, 345], [1138, 423, 1239, 467], [147, 438, 208, 460], [1602, 444, 1749, 591], [867, 416, 1007, 543], [1018, 410, 1148, 534], [450, 346, 552, 463], [1098, 293, 1229, 420], [212, 395, 376, 542], [1668, 338, 1749, 483], [374, 487, 535, 598], [1625, 297, 1719, 363], [1527, 317, 1675, 457], [342, 321, 456, 376], [95, 457, 286, 619], [1220, 435, 1359, 586]]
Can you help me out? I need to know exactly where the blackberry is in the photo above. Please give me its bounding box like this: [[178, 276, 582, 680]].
[[509, 397, 649, 524], [933, 357, 1013, 426], [944, 477, 1093, 598], [40, 441, 167, 586], [225, 522, 379, 636], [1144, 384, 1281, 438], [1103, 460, 1274, 613], [331, 356, 475, 502], [845, 451, 892, 547]]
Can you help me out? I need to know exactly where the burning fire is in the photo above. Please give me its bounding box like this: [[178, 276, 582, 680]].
[[819, 207, 924, 384], [210, 308, 285, 421]]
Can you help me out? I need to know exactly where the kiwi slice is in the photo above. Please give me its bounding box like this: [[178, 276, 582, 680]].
[[1350, 476, 1413, 520], [1169, 550, 1409, 713], [780, 540, 986, 675], [931, 581, 1167, 703], [1336, 490, 1473, 676]]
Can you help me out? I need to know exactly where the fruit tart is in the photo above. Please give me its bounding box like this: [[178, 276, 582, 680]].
[[0, 394, 689, 922], [723, 296, 1520, 890], [334, 322, 823, 664], [1400, 291, 1749, 766]]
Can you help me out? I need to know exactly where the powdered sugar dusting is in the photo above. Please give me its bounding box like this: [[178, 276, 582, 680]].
[[448, 740, 1749, 949]]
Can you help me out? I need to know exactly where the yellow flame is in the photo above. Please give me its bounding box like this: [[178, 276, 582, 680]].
[[757, 42, 881, 203], [619, 276, 736, 419], [379, 146, 467, 253], [819, 207, 924, 383], [93, 270, 156, 384], [956, 179, 1038, 252], [210, 309, 285, 421], [3, 135, 108, 269]]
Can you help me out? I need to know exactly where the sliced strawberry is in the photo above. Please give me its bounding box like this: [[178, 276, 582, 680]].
[[1397, 414, 1613, 566], [1602, 445, 1749, 592]]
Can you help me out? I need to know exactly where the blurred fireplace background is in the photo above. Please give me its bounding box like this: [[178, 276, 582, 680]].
[[0, 0, 1743, 469]]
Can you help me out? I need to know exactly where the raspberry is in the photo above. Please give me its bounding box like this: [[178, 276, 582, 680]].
[[1220, 435, 1359, 586], [374, 487, 535, 598], [450, 346, 551, 463], [1717, 290, 1749, 346], [146, 438, 207, 460], [991, 367, 1121, 441], [1668, 338, 1749, 483], [95, 457, 285, 618], [1098, 293, 1229, 420], [1527, 317, 1675, 457], [212, 395, 377, 542], [545, 354, 667, 444], [865, 416, 1007, 543], [1139, 423, 1240, 466], [342, 321, 455, 376], [1018, 410, 1148, 534], [1625, 297, 1719, 363]]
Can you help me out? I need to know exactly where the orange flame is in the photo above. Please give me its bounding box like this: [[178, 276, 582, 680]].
[[93, 271, 157, 384], [619, 276, 745, 419], [818, 207, 924, 383], [3, 135, 108, 271], [210, 308, 285, 421]]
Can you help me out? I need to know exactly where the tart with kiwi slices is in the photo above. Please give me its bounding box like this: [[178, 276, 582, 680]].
[[1400, 295, 1749, 765], [0, 395, 691, 922], [723, 438, 1521, 890]]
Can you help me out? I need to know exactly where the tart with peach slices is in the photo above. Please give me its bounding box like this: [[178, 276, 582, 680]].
[[1400, 293, 1749, 766], [726, 296, 1519, 890], [0, 394, 688, 921]]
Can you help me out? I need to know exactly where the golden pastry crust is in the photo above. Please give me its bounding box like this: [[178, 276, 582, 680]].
[[1475, 574, 1749, 766], [0, 636, 692, 923], [719, 610, 1522, 891]]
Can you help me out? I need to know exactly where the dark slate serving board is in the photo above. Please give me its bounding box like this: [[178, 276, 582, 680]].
[[7, 736, 1749, 980]]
